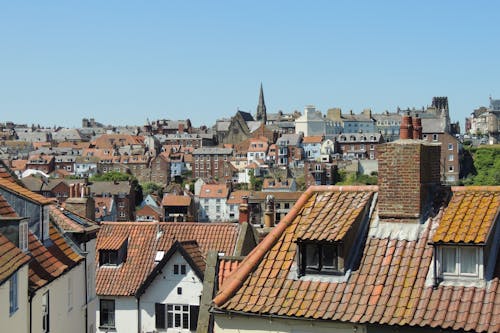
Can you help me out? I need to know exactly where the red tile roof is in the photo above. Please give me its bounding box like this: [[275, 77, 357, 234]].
[[227, 191, 251, 205], [96, 222, 241, 296], [0, 194, 18, 217], [199, 184, 229, 199], [218, 258, 241, 290], [213, 185, 500, 333], [0, 160, 18, 183], [433, 186, 500, 244], [0, 233, 31, 284], [28, 224, 83, 290], [302, 136, 323, 144], [0, 177, 55, 205], [162, 194, 191, 207]]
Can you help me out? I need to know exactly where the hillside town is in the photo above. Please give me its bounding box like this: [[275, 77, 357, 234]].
[[1, 89, 500, 333]]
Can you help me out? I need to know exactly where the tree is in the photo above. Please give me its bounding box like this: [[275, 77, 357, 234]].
[[142, 182, 163, 196]]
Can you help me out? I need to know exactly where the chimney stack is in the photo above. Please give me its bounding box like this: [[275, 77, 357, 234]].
[[238, 196, 249, 224], [263, 195, 275, 228], [377, 140, 441, 223], [64, 183, 96, 221], [399, 112, 414, 140], [412, 115, 422, 140]]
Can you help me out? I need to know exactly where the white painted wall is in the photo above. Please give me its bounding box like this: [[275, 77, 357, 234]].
[[31, 262, 87, 333], [140, 251, 203, 332], [0, 265, 29, 333], [214, 313, 365, 333], [96, 296, 138, 333], [200, 197, 228, 222]]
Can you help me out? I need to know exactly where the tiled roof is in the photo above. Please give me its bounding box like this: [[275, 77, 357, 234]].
[[302, 136, 323, 144], [199, 184, 229, 199], [28, 224, 83, 290], [214, 185, 500, 333], [136, 205, 161, 219], [162, 194, 191, 207], [227, 190, 251, 205], [0, 177, 55, 205], [218, 258, 242, 290], [97, 222, 241, 296], [432, 186, 500, 244], [0, 233, 31, 284], [181, 240, 206, 273], [296, 190, 375, 242], [0, 194, 18, 217], [249, 191, 302, 201], [0, 160, 19, 183]]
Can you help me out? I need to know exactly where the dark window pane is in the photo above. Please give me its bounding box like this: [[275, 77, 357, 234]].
[[306, 244, 319, 270], [181, 264, 186, 274], [155, 303, 165, 329], [182, 313, 189, 329], [322, 244, 338, 270], [174, 264, 179, 274], [167, 312, 173, 328], [174, 313, 181, 327]]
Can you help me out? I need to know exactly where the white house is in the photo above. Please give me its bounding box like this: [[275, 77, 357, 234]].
[[302, 135, 323, 161], [294, 106, 326, 136], [96, 222, 248, 333], [198, 184, 229, 222]]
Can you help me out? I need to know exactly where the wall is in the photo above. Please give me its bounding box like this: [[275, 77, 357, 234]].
[[358, 159, 378, 175], [214, 313, 363, 333], [0, 265, 29, 333], [31, 262, 87, 333], [140, 251, 203, 332], [96, 296, 137, 333]]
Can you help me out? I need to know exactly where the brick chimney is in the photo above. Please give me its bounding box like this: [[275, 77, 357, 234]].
[[399, 112, 414, 140], [65, 183, 96, 221], [377, 139, 441, 223], [239, 196, 249, 224], [412, 114, 423, 139]]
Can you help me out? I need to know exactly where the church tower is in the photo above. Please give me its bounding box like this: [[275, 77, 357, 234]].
[[256, 83, 267, 124]]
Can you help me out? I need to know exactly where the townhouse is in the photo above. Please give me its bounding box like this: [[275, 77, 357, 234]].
[[198, 184, 229, 222]]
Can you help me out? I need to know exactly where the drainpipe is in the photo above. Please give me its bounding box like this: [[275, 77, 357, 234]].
[[29, 289, 35, 333], [137, 296, 141, 333], [433, 244, 439, 289], [83, 240, 89, 333]]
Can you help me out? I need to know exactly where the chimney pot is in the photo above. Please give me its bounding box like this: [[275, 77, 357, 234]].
[[238, 196, 249, 224], [399, 112, 414, 140]]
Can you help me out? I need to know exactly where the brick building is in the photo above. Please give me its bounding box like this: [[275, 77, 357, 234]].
[[193, 147, 233, 181]]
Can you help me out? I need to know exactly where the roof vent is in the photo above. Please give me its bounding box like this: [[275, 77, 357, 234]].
[[155, 251, 165, 263]]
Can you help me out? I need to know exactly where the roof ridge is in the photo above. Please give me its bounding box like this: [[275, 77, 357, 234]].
[[451, 186, 500, 192]]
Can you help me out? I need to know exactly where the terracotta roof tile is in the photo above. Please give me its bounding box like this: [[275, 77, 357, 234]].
[[161, 194, 192, 206], [433, 187, 500, 244], [214, 185, 500, 333], [0, 194, 18, 217], [0, 233, 31, 284], [96, 222, 241, 296], [199, 184, 229, 199], [0, 177, 55, 205]]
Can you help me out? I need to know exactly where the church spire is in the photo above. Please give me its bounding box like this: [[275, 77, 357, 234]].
[[256, 83, 267, 124]]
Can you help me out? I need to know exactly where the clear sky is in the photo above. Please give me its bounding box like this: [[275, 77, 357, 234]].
[[1, 1, 498, 129]]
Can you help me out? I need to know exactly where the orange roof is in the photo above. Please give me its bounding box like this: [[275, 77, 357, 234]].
[[213, 185, 500, 333], [94, 134, 144, 149], [162, 194, 191, 207], [96, 222, 241, 296], [302, 136, 323, 144], [10, 159, 28, 171], [0, 178, 55, 205], [0, 233, 31, 284], [28, 224, 83, 290], [49, 205, 99, 234], [136, 205, 161, 220], [0, 161, 19, 183], [432, 186, 500, 244], [218, 258, 241, 290], [0, 194, 18, 217], [227, 190, 251, 205], [199, 184, 229, 199]]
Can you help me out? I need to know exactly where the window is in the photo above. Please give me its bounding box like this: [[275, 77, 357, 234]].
[[163, 304, 199, 330], [9, 272, 18, 315], [432, 134, 438, 141], [449, 165, 454, 172], [174, 264, 186, 275], [448, 143, 453, 150], [299, 242, 340, 275], [441, 246, 479, 277], [177, 287, 182, 295], [448, 154, 454, 162], [100, 299, 115, 328], [99, 250, 118, 265], [42, 291, 49, 333]]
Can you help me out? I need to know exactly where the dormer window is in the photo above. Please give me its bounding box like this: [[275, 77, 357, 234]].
[[298, 242, 342, 276], [99, 239, 128, 266]]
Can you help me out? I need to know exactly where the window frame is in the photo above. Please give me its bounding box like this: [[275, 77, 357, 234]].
[[99, 299, 115, 329], [299, 241, 342, 276], [440, 245, 480, 278]]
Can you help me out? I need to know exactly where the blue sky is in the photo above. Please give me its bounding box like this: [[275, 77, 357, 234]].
[[1, 1, 498, 129]]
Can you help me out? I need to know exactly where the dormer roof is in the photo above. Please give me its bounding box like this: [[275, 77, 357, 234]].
[[432, 186, 500, 244]]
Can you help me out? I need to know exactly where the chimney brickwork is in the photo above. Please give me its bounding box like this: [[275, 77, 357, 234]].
[[377, 141, 440, 222], [64, 183, 96, 221]]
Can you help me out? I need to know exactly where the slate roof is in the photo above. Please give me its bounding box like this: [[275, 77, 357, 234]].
[[433, 187, 500, 244], [96, 222, 241, 296], [0, 233, 31, 284], [214, 185, 500, 333]]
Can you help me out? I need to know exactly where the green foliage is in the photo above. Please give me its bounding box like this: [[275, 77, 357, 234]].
[[142, 182, 163, 196], [336, 171, 378, 185], [90, 171, 132, 182], [462, 146, 500, 186], [249, 169, 263, 191]]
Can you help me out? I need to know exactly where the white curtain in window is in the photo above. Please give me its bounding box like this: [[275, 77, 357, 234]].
[[460, 247, 477, 274], [442, 247, 457, 273]]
